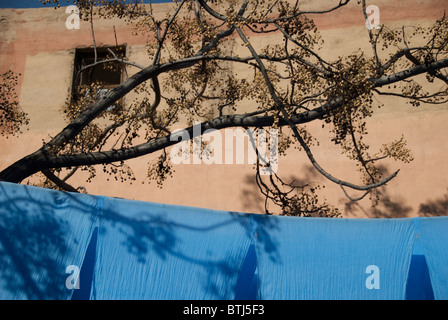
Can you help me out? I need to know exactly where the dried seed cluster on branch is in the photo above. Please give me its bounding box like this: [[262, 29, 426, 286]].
[[0, 71, 29, 137]]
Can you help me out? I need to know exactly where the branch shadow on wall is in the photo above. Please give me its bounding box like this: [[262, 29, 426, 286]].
[[343, 187, 414, 218], [418, 188, 448, 217], [240, 163, 419, 218], [241, 174, 265, 214], [343, 166, 414, 218], [240, 165, 323, 215], [343, 166, 448, 218]]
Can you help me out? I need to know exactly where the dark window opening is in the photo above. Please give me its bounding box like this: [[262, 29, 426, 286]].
[[72, 46, 126, 109]]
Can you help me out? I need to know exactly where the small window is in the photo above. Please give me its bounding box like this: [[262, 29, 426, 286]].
[[72, 46, 126, 109]]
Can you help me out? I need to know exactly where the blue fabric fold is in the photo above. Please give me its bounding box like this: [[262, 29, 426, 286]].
[[91, 197, 252, 299], [415, 217, 448, 299], [252, 215, 416, 300]]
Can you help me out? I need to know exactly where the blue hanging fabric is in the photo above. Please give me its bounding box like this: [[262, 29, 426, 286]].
[[0, 182, 100, 300], [415, 216, 448, 299], [91, 197, 253, 299], [2, 181, 448, 300], [252, 215, 416, 300]]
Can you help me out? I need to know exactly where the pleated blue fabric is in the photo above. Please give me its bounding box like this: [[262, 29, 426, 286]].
[[0, 181, 447, 300], [91, 197, 252, 299], [415, 217, 448, 299], [0, 182, 100, 299]]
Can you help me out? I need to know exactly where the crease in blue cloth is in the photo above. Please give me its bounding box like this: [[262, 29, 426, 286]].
[[413, 217, 448, 299], [91, 197, 253, 299], [252, 214, 417, 300]]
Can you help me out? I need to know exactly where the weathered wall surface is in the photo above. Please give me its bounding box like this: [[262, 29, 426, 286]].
[[1, 1, 448, 217]]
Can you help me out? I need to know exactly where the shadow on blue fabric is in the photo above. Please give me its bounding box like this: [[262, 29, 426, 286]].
[[235, 244, 258, 300], [405, 254, 434, 300], [0, 181, 446, 300], [405, 233, 434, 300], [71, 227, 98, 300], [0, 182, 98, 299]]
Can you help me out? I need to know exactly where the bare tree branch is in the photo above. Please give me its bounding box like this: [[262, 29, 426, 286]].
[[41, 169, 79, 193]]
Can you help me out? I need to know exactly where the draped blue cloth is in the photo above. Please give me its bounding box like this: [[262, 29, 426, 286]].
[[0, 182, 99, 299], [0, 181, 446, 300], [415, 217, 448, 299], [92, 197, 252, 299], [252, 215, 416, 299]]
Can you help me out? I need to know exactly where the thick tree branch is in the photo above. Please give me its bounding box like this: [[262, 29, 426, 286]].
[[266, 0, 351, 23], [1, 53, 448, 183], [41, 169, 79, 193], [372, 56, 448, 86], [1, 0, 448, 187], [235, 26, 398, 193]]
